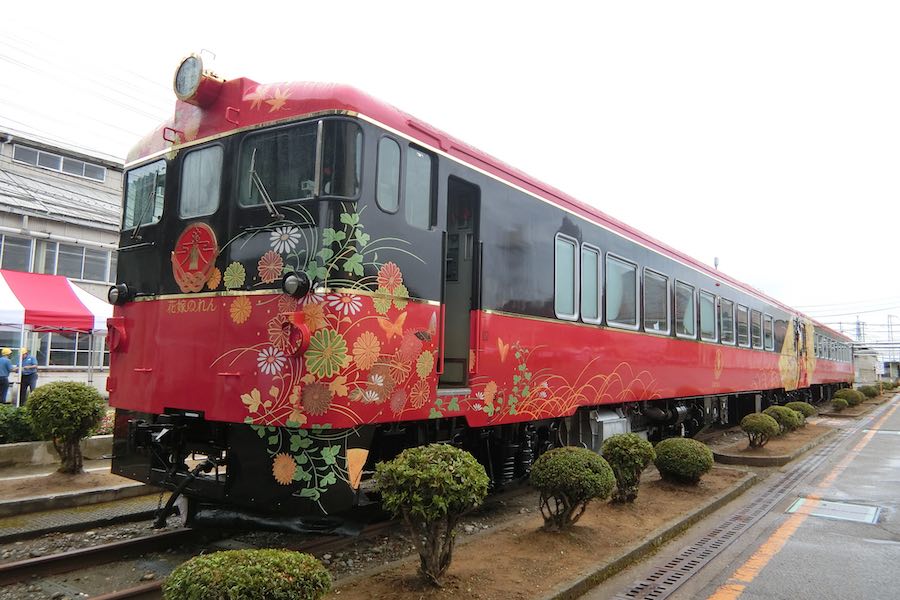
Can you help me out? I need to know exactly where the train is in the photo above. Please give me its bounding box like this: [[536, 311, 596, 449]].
[[107, 54, 853, 523]]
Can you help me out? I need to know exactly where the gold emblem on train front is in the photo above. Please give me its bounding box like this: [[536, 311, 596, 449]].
[[171, 223, 218, 293]]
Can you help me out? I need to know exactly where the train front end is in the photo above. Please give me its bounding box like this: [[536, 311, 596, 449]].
[[108, 56, 441, 520]]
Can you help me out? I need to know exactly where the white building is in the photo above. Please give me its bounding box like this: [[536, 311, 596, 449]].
[[0, 129, 121, 393]]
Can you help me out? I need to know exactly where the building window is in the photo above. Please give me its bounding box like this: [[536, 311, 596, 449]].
[[123, 160, 166, 229], [405, 146, 433, 229], [675, 281, 696, 338], [83, 248, 109, 282], [554, 234, 578, 320], [581, 245, 601, 323], [0, 235, 33, 272], [44, 332, 107, 367], [29, 240, 113, 282], [180, 145, 223, 218], [763, 316, 773, 350], [700, 290, 717, 342], [643, 269, 669, 334], [606, 255, 637, 328], [720, 299, 735, 344], [13, 144, 106, 182], [737, 305, 750, 347], [376, 137, 400, 212]]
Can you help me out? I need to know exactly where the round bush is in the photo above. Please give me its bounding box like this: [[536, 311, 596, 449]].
[[530, 446, 614, 530], [653, 438, 713, 484], [763, 406, 803, 433], [858, 385, 879, 399], [375, 444, 488, 584], [741, 413, 780, 448], [0, 404, 37, 444], [25, 382, 105, 473], [785, 401, 817, 418], [834, 388, 864, 406], [601, 433, 655, 502], [163, 549, 331, 600], [832, 398, 848, 412]]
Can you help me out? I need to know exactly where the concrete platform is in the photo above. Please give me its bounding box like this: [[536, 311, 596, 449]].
[[713, 427, 836, 467]]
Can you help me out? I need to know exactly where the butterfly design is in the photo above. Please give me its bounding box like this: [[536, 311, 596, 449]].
[[415, 313, 439, 342], [378, 312, 408, 339], [497, 337, 510, 363]]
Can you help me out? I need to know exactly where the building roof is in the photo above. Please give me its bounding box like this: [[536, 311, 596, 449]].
[[0, 132, 122, 230]]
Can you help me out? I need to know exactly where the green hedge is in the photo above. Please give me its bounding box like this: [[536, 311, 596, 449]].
[[858, 385, 879, 399], [834, 388, 864, 406], [163, 549, 331, 599], [740, 413, 780, 448], [653, 438, 713, 484], [0, 404, 37, 444], [601, 433, 655, 502], [785, 401, 817, 418], [763, 406, 804, 433], [530, 446, 614, 530], [25, 382, 105, 473], [832, 398, 848, 411]]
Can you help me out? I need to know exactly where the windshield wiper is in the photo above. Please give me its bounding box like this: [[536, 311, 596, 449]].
[[248, 148, 283, 219], [130, 173, 159, 240]]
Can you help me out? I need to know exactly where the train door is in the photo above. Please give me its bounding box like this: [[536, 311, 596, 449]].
[[439, 177, 480, 388]]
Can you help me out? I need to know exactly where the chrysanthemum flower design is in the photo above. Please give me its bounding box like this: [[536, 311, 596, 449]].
[[206, 267, 222, 290], [258, 251, 284, 284], [376, 262, 403, 292], [270, 226, 301, 254], [326, 293, 362, 316], [229, 296, 252, 324], [257, 346, 287, 375], [352, 331, 381, 370], [390, 389, 407, 414], [272, 453, 296, 485], [416, 350, 435, 379], [223, 262, 246, 289], [302, 382, 333, 415], [305, 328, 348, 378]]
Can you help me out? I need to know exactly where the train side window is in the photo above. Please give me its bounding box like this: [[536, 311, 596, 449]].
[[122, 159, 166, 230], [376, 137, 400, 212], [736, 305, 750, 347], [643, 269, 670, 334], [719, 299, 735, 344], [751, 310, 763, 349], [815, 334, 821, 357], [179, 145, 222, 219], [764, 314, 774, 350], [581, 245, 601, 324], [606, 254, 638, 329], [675, 280, 696, 338], [699, 290, 717, 342], [554, 234, 579, 321], [405, 146, 433, 229], [320, 120, 362, 199]]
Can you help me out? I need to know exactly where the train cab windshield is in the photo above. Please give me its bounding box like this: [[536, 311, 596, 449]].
[[237, 119, 361, 207]]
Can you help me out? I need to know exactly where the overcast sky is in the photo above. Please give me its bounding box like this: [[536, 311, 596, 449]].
[[3, 1, 899, 355]]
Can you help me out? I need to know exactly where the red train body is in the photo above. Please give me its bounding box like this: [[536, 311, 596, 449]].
[[108, 57, 852, 519]]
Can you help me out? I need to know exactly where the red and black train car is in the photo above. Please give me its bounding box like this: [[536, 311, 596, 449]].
[[107, 56, 853, 519]]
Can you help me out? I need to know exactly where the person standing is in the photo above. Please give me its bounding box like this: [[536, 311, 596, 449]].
[[19, 348, 37, 405], [0, 348, 17, 404]]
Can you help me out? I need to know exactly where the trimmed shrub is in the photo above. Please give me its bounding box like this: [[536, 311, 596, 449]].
[[741, 413, 780, 448], [763, 406, 803, 434], [0, 404, 37, 444], [832, 398, 848, 412], [859, 385, 879, 399], [653, 438, 713, 485], [834, 388, 864, 406], [601, 433, 656, 503], [530, 446, 614, 530], [25, 382, 105, 474], [785, 401, 817, 418], [375, 444, 489, 585], [882, 381, 895, 391], [163, 549, 331, 600]]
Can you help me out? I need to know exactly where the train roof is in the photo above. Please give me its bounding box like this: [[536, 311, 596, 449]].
[[128, 75, 851, 343]]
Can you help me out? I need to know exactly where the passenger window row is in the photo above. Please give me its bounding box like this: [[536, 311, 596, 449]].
[[814, 333, 850, 362], [554, 235, 790, 353]]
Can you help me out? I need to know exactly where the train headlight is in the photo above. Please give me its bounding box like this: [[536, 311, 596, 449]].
[[281, 272, 311, 298], [173, 54, 224, 108], [107, 283, 131, 305]]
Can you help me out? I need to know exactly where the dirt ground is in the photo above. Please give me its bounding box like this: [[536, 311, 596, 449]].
[[0, 471, 135, 500], [330, 467, 747, 600], [717, 423, 831, 456]]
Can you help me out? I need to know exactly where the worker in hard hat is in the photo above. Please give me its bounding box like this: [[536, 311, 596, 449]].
[[19, 348, 38, 405], [0, 348, 17, 404]]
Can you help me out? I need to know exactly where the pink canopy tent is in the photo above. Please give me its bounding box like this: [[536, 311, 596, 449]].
[[0, 270, 112, 406]]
